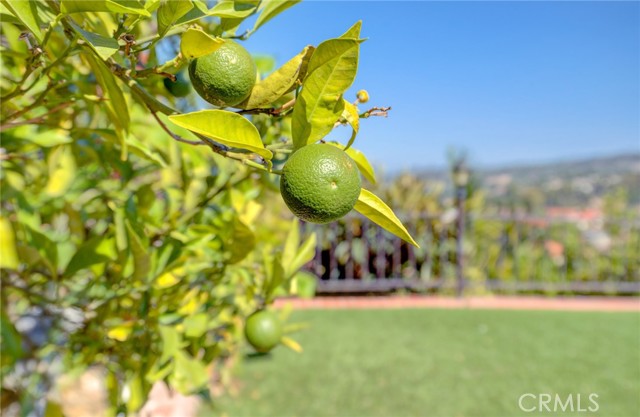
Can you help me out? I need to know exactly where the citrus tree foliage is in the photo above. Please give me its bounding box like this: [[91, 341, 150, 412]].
[[0, 0, 416, 413]]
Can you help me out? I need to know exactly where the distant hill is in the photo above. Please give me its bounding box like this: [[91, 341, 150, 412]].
[[480, 153, 640, 206], [410, 153, 640, 206]]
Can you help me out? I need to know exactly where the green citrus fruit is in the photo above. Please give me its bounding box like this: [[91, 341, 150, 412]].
[[244, 310, 282, 353], [188, 40, 256, 107], [280, 144, 361, 224], [163, 71, 191, 97]]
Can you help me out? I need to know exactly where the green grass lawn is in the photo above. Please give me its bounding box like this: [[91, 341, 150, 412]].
[[214, 309, 640, 417]]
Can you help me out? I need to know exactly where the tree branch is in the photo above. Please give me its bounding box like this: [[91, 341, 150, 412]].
[[1, 80, 68, 124], [236, 97, 296, 116], [0, 101, 75, 131], [150, 111, 204, 146]]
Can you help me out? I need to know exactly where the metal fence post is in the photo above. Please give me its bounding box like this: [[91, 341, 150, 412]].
[[456, 186, 466, 297], [453, 165, 469, 298]]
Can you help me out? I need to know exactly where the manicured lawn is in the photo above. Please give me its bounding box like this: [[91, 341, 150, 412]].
[[214, 309, 639, 417]]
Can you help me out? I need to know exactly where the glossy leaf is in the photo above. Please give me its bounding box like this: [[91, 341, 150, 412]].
[[227, 218, 255, 264], [174, 2, 208, 26], [281, 336, 303, 353], [354, 188, 419, 247], [86, 54, 130, 132], [155, 267, 183, 289], [61, 0, 150, 16], [71, 22, 119, 60], [43, 401, 64, 417], [168, 110, 272, 160], [157, 0, 192, 36], [291, 24, 363, 149], [183, 313, 208, 338], [282, 218, 300, 274], [126, 220, 150, 281], [64, 236, 116, 278], [107, 322, 134, 341], [159, 326, 181, 365], [288, 232, 316, 275], [170, 350, 208, 394], [209, 0, 257, 18], [291, 271, 317, 298], [1, 0, 43, 42], [253, 0, 300, 32], [264, 253, 285, 302], [45, 145, 76, 198], [0, 217, 19, 269], [327, 142, 376, 184], [125, 133, 167, 167], [340, 19, 362, 39], [341, 99, 359, 150], [237, 45, 314, 109], [180, 27, 224, 59], [0, 312, 23, 364]]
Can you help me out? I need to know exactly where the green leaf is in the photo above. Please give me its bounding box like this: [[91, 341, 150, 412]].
[[126, 220, 150, 281], [23, 129, 72, 147], [1, 312, 23, 365], [291, 33, 363, 149], [61, 0, 150, 16], [86, 53, 130, 132], [291, 270, 317, 298], [170, 350, 209, 394], [180, 27, 224, 59], [125, 133, 167, 166], [43, 401, 64, 417], [174, 2, 208, 26], [0, 217, 19, 269], [71, 21, 119, 60], [1, 0, 43, 42], [341, 99, 359, 150], [280, 336, 302, 353], [253, 0, 300, 32], [354, 188, 419, 247], [21, 226, 58, 277], [209, 0, 257, 18], [264, 253, 285, 302], [340, 19, 362, 39], [282, 218, 300, 274], [157, 0, 193, 36], [253, 55, 276, 74], [236, 45, 314, 109], [64, 236, 116, 278], [327, 142, 376, 184], [168, 110, 272, 160], [227, 218, 255, 264], [159, 326, 181, 365], [45, 145, 76, 198], [289, 232, 316, 275], [125, 375, 145, 412], [183, 313, 208, 338]]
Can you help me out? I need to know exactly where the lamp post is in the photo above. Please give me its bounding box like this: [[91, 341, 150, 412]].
[[453, 164, 469, 298]]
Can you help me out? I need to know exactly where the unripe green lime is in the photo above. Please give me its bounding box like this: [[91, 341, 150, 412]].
[[188, 40, 256, 107], [244, 310, 282, 353], [163, 71, 191, 97], [280, 144, 361, 224]]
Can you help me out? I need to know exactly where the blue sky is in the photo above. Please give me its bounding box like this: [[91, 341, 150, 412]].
[[241, 1, 639, 171]]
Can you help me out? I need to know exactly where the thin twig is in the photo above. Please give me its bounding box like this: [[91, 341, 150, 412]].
[[1, 81, 67, 124], [0, 101, 75, 131], [237, 97, 296, 116], [360, 106, 392, 119], [150, 111, 204, 146]]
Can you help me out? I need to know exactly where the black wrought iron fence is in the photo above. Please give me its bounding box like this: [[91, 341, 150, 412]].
[[301, 211, 640, 296]]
